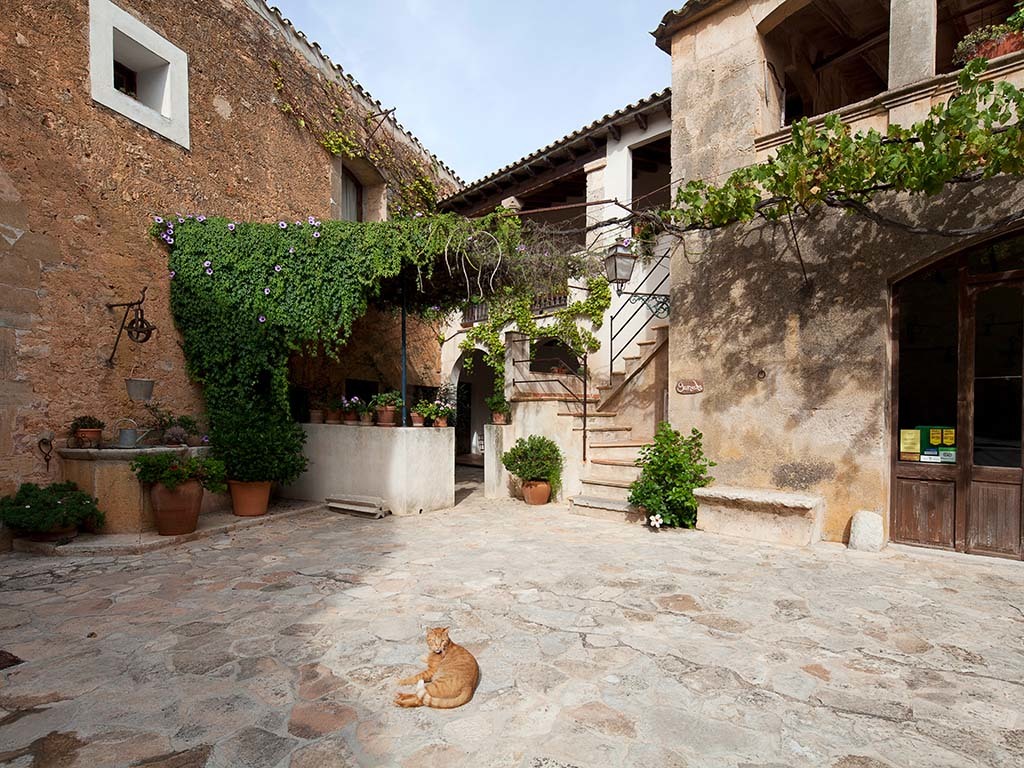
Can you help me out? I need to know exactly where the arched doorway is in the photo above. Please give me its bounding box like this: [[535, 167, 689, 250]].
[[893, 231, 1024, 559], [451, 348, 496, 467]]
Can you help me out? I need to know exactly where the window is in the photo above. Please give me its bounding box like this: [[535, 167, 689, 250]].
[[89, 0, 190, 149], [341, 169, 363, 222]]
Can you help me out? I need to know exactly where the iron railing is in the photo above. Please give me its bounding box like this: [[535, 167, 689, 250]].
[[461, 293, 568, 326], [512, 353, 589, 461], [609, 257, 670, 371]]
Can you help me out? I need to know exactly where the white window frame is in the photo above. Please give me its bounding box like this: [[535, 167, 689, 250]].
[[89, 0, 190, 149]]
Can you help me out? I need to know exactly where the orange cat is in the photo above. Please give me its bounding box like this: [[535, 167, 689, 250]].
[[394, 627, 479, 709]]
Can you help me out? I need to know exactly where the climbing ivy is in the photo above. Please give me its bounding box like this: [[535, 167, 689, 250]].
[[459, 277, 612, 392], [151, 213, 520, 438], [647, 60, 1024, 238]]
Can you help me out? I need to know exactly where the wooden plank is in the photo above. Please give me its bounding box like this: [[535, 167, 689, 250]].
[[967, 480, 1022, 557], [893, 478, 956, 548]]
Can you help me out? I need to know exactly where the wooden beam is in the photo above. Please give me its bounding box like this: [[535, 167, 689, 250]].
[[635, 113, 648, 132], [607, 123, 621, 141]]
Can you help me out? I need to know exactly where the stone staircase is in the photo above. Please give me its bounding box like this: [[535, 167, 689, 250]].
[[567, 320, 669, 525]]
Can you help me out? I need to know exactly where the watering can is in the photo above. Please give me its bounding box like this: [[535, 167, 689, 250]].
[[114, 418, 152, 448]]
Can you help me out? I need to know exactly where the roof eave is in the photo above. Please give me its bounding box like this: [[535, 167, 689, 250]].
[[652, 0, 735, 53]]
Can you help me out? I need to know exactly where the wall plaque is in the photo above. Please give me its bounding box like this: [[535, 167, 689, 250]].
[[675, 379, 704, 395]]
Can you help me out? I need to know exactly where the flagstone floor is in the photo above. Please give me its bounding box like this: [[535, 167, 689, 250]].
[[1, 468, 1023, 768]]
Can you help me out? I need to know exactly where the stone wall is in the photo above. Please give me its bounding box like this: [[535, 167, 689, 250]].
[[0, 0, 457, 497], [668, 177, 1024, 542]]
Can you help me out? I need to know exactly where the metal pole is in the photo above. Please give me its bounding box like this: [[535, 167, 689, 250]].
[[401, 279, 408, 427], [582, 353, 588, 462]]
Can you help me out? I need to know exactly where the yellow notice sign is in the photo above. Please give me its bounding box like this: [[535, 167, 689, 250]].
[[900, 430, 921, 454], [943, 428, 956, 446]]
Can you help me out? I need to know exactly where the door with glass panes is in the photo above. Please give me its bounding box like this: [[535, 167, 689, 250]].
[[893, 241, 1024, 559]]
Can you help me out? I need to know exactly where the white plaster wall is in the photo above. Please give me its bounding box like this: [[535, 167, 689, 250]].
[[283, 425, 455, 515]]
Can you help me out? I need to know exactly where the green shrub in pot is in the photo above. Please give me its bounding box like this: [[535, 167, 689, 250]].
[[0, 482, 105, 538], [501, 435, 563, 503]]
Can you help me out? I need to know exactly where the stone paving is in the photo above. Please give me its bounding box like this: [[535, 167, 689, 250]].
[[1, 469, 1023, 767]]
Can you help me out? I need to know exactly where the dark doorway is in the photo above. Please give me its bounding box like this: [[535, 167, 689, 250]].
[[893, 233, 1024, 558]]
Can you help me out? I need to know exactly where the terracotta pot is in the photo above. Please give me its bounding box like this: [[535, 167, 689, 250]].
[[376, 406, 398, 427], [228, 480, 272, 517], [325, 409, 342, 425], [434, 416, 448, 428], [411, 413, 426, 426], [975, 32, 1024, 61], [150, 479, 203, 535], [344, 410, 360, 424], [19, 524, 78, 542], [522, 480, 551, 505], [309, 409, 325, 424], [75, 427, 102, 446], [359, 412, 374, 426], [492, 411, 508, 425]]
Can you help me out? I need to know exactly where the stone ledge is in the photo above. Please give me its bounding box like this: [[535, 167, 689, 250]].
[[9, 501, 325, 557], [694, 486, 824, 547], [57, 446, 210, 462]]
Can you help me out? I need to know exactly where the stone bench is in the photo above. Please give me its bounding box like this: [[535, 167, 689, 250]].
[[694, 486, 824, 547]]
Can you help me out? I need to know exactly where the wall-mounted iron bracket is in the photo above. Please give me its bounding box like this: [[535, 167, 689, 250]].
[[106, 287, 155, 367]]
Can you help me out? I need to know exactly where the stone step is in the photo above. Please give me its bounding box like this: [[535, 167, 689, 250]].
[[570, 495, 646, 525], [580, 477, 633, 502], [557, 410, 618, 418], [588, 441, 649, 461], [637, 339, 658, 347], [326, 495, 390, 519], [573, 425, 632, 433], [590, 457, 639, 466], [586, 461, 641, 482], [589, 440, 652, 448]]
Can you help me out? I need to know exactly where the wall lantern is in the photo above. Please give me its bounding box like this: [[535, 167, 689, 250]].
[[603, 241, 636, 286]]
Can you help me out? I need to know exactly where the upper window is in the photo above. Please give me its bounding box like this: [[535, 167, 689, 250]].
[[937, 0, 1017, 74], [341, 169, 364, 222], [89, 0, 190, 149]]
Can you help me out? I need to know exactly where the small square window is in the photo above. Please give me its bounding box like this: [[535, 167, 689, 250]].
[[89, 0, 189, 148]]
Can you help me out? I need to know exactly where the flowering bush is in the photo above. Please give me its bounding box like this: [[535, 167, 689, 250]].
[[628, 422, 715, 529], [413, 400, 438, 418], [0, 482, 105, 534], [346, 396, 372, 414], [130, 453, 227, 493]]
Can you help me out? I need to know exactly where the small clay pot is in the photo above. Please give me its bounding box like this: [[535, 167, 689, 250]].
[[522, 480, 551, 505], [376, 406, 397, 427], [359, 412, 374, 426], [228, 480, 272, 517], [975, 32, 1024, 61], [411, 413, 426, 427], [150, 479, 204, 535], [75, 428, 103, 446], [325, 409, 342, 425], [308, 409, 325, 424], [434, 416, 449, 428], [492, 412, 508, 425], [344, 410, 360, 425]]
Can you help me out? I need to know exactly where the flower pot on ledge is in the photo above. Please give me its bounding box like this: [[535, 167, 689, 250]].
[[411, 413, 426, 427], [359, 412, 374, 426], [376, 406, 398, 427], [492, 412, 508, 425], [228, 480, 271, 517], [325, 409, 342, 425], [344, 410, 360, 425], [308, 409, 325, 424], [150, 479, 203, 535], [434, 416, 449, 428]]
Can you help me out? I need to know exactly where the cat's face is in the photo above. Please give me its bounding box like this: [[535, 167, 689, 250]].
[[426, 627, 450, 654]]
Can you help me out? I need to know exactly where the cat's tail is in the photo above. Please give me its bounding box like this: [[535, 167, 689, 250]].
[[426, 688, 474, 709]]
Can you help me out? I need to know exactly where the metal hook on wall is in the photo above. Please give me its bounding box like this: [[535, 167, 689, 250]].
[[106, 287, 156, 367]]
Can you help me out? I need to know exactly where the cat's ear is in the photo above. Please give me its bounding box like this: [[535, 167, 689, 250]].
[[441, 627, 450, 635]]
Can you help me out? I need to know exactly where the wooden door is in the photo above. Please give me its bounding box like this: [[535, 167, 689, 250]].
[[964, 281, 1024, 558]]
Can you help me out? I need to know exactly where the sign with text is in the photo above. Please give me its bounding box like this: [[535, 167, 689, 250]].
[[675, 379, 704, 395]]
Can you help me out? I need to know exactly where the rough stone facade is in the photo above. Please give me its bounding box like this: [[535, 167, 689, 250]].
[[0, 0, 458, 498]]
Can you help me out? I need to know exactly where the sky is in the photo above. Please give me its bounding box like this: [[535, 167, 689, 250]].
[[274, 1, 674, 184]]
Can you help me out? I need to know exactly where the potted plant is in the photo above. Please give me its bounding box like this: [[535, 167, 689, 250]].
[[0, 482, 105, 541], [163, 425, 189, 446], [70, 415, 105, 447], [371, 391, 403, 427], [433, 401, 455, 428], [325, 396, 345, 425], [501, 435, 563, 505], [308, 399, 325, 424], [485, 393, 511, 425], [953, 4, 1024, 66], [356, 398, 375, 426], [211, 411, 308, 517], [130, 453, 227, 535], [411, 400, 434, 427], [345, 396, 363, 425]]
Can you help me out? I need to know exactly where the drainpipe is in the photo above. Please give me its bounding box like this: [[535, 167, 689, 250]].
[[401, 277, 408, 427]]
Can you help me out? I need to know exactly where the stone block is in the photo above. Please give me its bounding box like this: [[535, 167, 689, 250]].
[[848, 510, 885, 552], [484, 424, 514, 499], [694, 486, 824, 547]]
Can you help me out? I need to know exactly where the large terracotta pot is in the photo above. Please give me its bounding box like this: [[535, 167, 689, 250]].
[[411, 413, 426, 427], [976, 32, 1024, 61], [522, 480, 551, 505], [150, 479, 204, 535], [325, 409, 342, 425], [228, 480, 272, 517], [492, 412, 508, 425], [376, 406, 397, 427]]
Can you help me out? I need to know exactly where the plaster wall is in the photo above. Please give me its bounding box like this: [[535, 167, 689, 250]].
[[283, 424, 455, 515], [668, 177, 1024, 543]]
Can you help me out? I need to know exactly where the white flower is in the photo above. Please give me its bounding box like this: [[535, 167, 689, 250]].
[[649, 514, 663, 529]]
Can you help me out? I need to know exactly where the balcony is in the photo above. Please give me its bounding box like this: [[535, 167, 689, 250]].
[[460, 293, 568, 327]]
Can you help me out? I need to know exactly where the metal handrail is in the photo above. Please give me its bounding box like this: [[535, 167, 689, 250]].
[[609, 257, 670, 370], [512, 353, 589, 461], [461, 293, 569, 326]]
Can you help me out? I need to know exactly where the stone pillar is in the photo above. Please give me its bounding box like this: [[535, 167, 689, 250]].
[[888, 0, 937, 89], [584, 157, 608, 250]]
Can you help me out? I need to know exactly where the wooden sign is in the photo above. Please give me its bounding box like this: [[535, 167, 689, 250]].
[[675, 379, 704, 395]]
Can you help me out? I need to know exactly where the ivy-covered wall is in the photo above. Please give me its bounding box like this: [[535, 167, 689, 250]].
[[0, 0, 459, 497]]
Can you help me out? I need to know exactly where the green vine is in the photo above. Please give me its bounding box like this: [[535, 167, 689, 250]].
[[459, 277, 612, 392], [151, 213, 521, 452], [647, 60, 1024, 236]]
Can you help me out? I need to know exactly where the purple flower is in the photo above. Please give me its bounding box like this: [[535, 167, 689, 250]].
[[274, 264, 282, 272], [263, 287, 271, 295], [167, 238, 174, 245], [308, 216, 316, 225], [289, 247, 295, 254], [414, 212, 424, 218], [177, 217, 185, 224], [197, 215, 206, 222], [168, 271, 176, 279], [295, 220, 303, 227], [313, 231, 321, 239], [278, 221, 287, 229], [154, 216, 164, 224], [201, 434, 209, 444], [203, 260, 212, 268], [228, 222, 236, 231], [516, 244, 527, 252], [623, 238, 633, 247], [205, 267, 213, 275], [258, 314, 266, 323], [186, 214, 194, 219]]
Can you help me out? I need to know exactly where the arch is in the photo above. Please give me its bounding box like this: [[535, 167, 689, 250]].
[[450, 347, 496, 460]]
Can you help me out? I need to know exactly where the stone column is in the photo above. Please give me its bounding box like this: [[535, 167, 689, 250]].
[[888, 0, 937, 89]]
